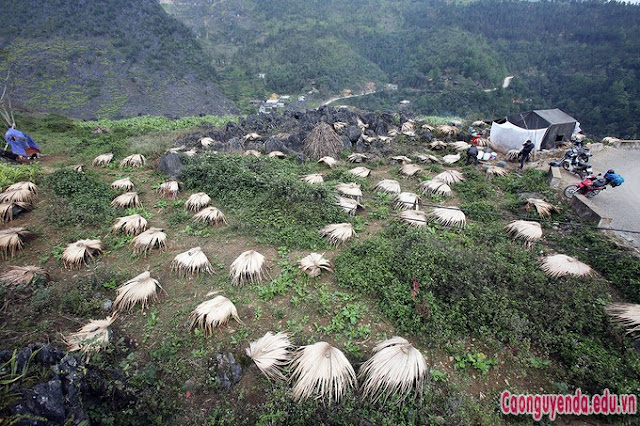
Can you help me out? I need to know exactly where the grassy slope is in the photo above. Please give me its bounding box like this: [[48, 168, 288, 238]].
[[1, 113, 639, 424]]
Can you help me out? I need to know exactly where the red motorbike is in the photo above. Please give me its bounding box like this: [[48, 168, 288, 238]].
[[563, 174, 609, 199]]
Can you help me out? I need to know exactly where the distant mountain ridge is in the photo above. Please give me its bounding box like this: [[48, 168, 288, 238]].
[[0, 0, 237, 119], [163, 0, 640, 138]]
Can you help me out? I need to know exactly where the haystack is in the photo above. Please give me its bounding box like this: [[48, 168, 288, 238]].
[[303, 122, 342, 160]]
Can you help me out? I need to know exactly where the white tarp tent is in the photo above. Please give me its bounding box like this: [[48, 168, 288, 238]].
[[488, 121, 547, 153]]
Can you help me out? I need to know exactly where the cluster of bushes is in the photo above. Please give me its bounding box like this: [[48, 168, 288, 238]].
[[334, 223, 640, 394], [181, 155, 350, 249], [45, 169, 115, 227]]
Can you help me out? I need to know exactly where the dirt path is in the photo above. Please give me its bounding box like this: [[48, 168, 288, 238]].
[[559, 146, 640, 248]]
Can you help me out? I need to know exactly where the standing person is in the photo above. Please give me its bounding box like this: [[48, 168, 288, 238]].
[[466, 144, 479, 166], [519, 140, 534, 169]]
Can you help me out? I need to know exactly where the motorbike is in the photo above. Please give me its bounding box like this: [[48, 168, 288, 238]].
[[564, 144, 591, 163], [561, 157, 592, 178], [563, 174, 611, 199]]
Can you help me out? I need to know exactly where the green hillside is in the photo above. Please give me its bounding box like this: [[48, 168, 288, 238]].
[[165, 0, 640, 138], [0, 0, 237, 119]]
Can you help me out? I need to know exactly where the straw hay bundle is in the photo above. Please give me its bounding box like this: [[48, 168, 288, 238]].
[[189, 296, 242, 334], [5, 181, 37, 194], [244, 133, 262, 142], [433, 170, 465, 185], [506, 150, 520, 161], [112, 214, 148, 236], [374, 179, 401, 195], [319, 223, 356, 245], [348, 167, 371, 178], [303, 122, 343, 160], [336, 183, 362, 200], [246, 332, 293, 380], [200, 137, 215, 147], [359, 337, 428, 404], [186, 192, 211, 212], [524, 198, 558, 218], [192, 207, 227, 225], [336, 196, 362, 216], [399, 164, 423, 177], [394, 192, 420, 210], [0, 227, 33, 259], [0, 188, 36, 206], [62, 239, 102, 269], [540, 254, 593, 278], [318, 156, 338, 168], [420, 180, 452, 197], [92, 153, 113, 166], [268, 151, 286, 159], [450, 141, 470, 151], [111, 178, 134, 192], [131, 228, 167, 253], [606, 303, 640, 339], [301, 174, 324, 184], [505, 220, 542, 243], [347, 153, 368, 163], [0, 265, 48, 286], [389, 155, 412, 164], [113, 271, 163, 312], [158, 181, 179, 199], [442, 153, 461, 164], [63, 316, 116, 360], [171, 247, 214, 276], [111, 192, 141, 208], [120, 154, 146, 168], [290, 342, 356, 404], [429, 140, 448, 150], [486, 166, 508, 176], [230, 250, 266, 285], [428, 207, 466, 228], [298, 253, 332, 277], [397, 210, 428, 227], [416, 154, 442, 164], [0, 202, 31, 223]]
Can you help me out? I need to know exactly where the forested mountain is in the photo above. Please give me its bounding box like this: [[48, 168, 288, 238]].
[[164, 0, 640, 138], [0, 0, 236, 119], [1, 0, 639, 137]]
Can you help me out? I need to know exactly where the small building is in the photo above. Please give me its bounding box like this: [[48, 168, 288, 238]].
[[490, 109, 578, 152]]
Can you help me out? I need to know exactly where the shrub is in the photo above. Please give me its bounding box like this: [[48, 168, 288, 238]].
[[0, 162, 41, 189], [45, 169, 116, 227], [334, 223, 640, 393], [181, 155, 350, 249]]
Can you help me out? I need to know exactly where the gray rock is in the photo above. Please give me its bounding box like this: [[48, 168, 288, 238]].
[[158, 153, 183, 179], [346, 126, 361, 143], [209, 353, 243, 390], [101, 300, 113, 311]]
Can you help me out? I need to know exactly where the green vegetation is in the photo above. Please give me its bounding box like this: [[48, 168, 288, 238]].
[[0, 162, 41, 189], [45, 168, 116, 226], [167, 0, 640, 138], [334, 222, 640, 394], [181, 155, 350, 249]]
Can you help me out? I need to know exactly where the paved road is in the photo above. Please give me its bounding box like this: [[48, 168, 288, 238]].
[[577, 146, 640, 248]]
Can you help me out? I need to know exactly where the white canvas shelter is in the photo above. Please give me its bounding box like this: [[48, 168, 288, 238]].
[[489, 121, 547, 152]]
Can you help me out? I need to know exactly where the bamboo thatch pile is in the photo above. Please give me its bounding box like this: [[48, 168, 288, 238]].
[[302, 122, 343, 160]]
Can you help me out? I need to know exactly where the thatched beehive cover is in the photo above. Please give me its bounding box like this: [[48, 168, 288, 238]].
[[303, 122, 342, 160]]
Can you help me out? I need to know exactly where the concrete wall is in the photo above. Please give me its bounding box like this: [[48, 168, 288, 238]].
[[570, 194, 612, 227], [612, 140, 640, 150]]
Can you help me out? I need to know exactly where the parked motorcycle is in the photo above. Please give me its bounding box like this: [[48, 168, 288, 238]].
[[563, 174, 610, 199], [561, 158, 592, 178], [564, 145, 591, 163]]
